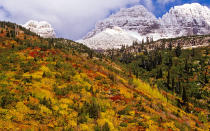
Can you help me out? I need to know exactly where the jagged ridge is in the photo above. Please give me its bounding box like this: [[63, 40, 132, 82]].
[[81, 3, 210, 50]]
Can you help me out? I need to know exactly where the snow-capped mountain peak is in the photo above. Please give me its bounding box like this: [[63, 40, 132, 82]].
[[162, 3, 210, 27], [23, 20, 56, 38], [84, 5, 159, 40], [161, 3, 210, 36], [81, 3, 210, 50]]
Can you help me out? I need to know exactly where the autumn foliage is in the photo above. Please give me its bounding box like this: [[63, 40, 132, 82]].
[[0, 21, 209, 130]]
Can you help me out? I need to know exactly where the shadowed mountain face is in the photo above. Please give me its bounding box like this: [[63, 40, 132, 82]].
[[81, 3, 210, 50]]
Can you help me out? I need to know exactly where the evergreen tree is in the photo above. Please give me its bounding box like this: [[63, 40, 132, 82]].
[[89, 98, 100, 119], [167, 69, 171, 90], [168, 41, 173, 51], [204, 69, 208, 84], [159, 68, 163, 78], [138, 47, 141, 53], [42, 72, 47, 78], [10, 30, 16, 38], [172, 78, 175, 93], [204, 49, 208, 56], [88, 50, 93, 59], [161, 40, 166, 50], [166, 55, 173, 67], [6, 31, 10, 37], [182, 87, 188, 104], [144, 49, 148, 56], [120, 45, 126, 52], [132, 41, 138, 46], [178, 81, 183, 96], [110, 50, 115, 61], [175, 43, 182, 57], [184, 59, 189, 73], [191, 48, 195, 57], [146, 36, 150, 44], [102, 122, 110, 131], [156, 68, 163, 79], [11, 44, 15, 49], [142, 38, 144, 45]]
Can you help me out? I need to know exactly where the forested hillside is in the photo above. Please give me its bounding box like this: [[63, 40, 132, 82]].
[[0, 21, 209, 130], [106, 35, 210, 130]]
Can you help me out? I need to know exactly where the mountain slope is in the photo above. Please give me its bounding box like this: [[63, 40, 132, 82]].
[[78, 26, 142, 50], [81, 3, 210, 50], [0, 21, 209, 130], [103, 34, 210, 121], [23, 20, 56, 38]]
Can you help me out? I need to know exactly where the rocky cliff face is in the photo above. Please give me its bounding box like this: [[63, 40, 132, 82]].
[[84, 5, 160, 39], [81, 3, 210, 50], [23, 20, 56, 38]]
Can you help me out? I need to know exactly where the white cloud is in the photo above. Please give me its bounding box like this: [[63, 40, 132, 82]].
[[157, 0, 175, 5], [0, 0, 140, 40], [0, 7, 9, 20], [143, 0, 154, 11], [0, 11, 6, 20]]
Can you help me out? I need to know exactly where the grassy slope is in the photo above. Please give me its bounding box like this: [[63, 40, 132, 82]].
[[0, 22, 208, 130]]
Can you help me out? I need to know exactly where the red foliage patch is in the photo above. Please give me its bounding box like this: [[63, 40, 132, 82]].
[[194, 107, 203, 112], [100, 70, 108, 77], [136, 126, 146, 131], [40, 52, 46, 58], [0, 32, 6, 37], [72, 64, 81, 68], [13, 81, 19, 85], [29, 50, 39, 57], [86, 70, 92, 74], [104, 87, 109, 91], [28, 48, 48, 58], [47, 49, 56, 55], [110, 95, 122, 101]]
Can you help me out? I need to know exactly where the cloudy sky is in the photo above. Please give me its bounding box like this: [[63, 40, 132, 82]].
[[0, 0, 209, 40]]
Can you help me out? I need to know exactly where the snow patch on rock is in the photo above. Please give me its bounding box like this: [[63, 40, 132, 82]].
[[78, 27, 142, 50], [23, 20, 56, 38]]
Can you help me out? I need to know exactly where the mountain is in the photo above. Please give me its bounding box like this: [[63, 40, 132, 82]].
[[81, 3, 210, 50], [161, 3, 210, 37], [84, 5, 159, 39], [78, 26, 142, 50], [23, 20, 56, 38], [0, 21, 209, 130]]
